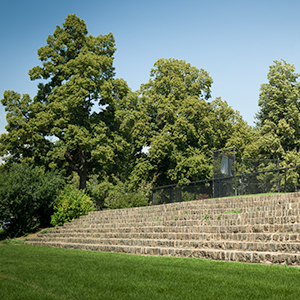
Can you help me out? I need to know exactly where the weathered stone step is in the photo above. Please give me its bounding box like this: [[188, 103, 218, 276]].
[[85, 193, 300, 219], [26, 236, 300, 254], [73, 200, 300, 224], [41, 223, 300, 240], [68, 208, 298, 226], [24, 241, 300, 266], [64, 213, 300, 230], [35, 231, 300, 244], [58, 220, 300, 235], [24, 192, 300, 266]]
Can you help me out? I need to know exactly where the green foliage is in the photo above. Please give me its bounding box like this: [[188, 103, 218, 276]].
[[1, 14, 276, 197], [181, 191, 195, 202], [86, 175, 112, 209], [0, 15, 130, 190], [0, 237, 28, 245], [223, 208, 241, 214], [211, 98, 257, 159], [103, 177, 151, 210], [0, 164, 63, 237], [201, 212, 210, 221], [256, 60, 300, 160], [50, 185, 95, 226], [38, 228, 53, 235], [86, 174, 152, 210], [0, 229, 8, 241], [217, 208, 242, 219], [134, 59, 254, 186], [149, 218, 162, 222], [137, 58, 213, 185]]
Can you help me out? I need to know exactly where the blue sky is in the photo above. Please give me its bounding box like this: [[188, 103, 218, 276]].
[[1, 0, 300, 134]]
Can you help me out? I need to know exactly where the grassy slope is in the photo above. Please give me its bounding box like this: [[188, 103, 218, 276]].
[[1, 245, 300, 300]]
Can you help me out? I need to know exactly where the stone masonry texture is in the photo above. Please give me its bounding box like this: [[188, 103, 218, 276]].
[[25, 192, 300, 266]]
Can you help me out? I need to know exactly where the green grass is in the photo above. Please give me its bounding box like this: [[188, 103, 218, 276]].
[[1, 245, 300, 299], [224, 192, 283, 199], [0, 238, 28, 245]]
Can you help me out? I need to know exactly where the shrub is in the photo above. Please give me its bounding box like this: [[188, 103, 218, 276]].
[[104, 190, 149, 210], [0, 164, 63, 237], [86, 175, 111, 210], [51, 186, 95, 226], [104, 177, 151, 210], [86, 175, 152, 210]]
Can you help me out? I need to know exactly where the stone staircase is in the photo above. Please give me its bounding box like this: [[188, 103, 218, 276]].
[[25, 192, 300, 266]]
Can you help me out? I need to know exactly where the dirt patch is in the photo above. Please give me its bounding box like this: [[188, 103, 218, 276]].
[[19, 228, 49, 240]]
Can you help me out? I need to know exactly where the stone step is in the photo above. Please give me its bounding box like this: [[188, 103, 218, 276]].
[[24, 192, 300, 266], [68, 208, 299, 225], [39, 224, 300, 241], [64, 214, 300, 229], [26, 236, 300, 253], [85, 193, 300, 218], [23, 241, 300, 266], [36, 231, 300, 243], [52, 219, 300, 233], [73, 200, 300, 224]]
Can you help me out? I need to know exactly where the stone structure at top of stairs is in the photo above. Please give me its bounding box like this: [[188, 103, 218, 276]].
[[25, 192, 300, 266]]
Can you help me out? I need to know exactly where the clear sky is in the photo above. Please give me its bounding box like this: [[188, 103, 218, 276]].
[[1, 0, 300, 134]]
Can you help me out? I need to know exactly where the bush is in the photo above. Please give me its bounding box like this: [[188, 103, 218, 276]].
[[86, 175, 110, 210], [104, 177, 151, 210], [86, 175, 152, 210], [0, 164, 63, 237], [50, 186, 95, 226]]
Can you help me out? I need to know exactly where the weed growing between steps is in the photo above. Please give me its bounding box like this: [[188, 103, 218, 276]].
[[216, 208, 242, 220], [201, 212, 210, 220], [1, 245, 300, 300], [38, 228, 53, 235], [174, 213, 191, 221], [150, 218, 163, 222]]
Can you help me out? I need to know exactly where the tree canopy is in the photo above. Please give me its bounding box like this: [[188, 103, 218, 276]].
[[127, 58, 253, 186], [255, 60, 300, 164], [0, 14, 283, 197], [0, 14, 129, 189], [3, 14, 300, 235]]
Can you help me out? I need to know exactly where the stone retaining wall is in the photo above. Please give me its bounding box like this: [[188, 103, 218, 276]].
[[25, 192, 300, 266]]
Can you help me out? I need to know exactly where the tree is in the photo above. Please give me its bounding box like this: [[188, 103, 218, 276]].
[[211, 97, 257, 159], [256, 60, 300, 161], [130, 58, 256, 187], [0, 15, 129, 189], [0, 164, 63, 237], [134, 58, 214, 185]]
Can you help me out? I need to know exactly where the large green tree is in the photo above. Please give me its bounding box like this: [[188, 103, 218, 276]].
[[0, 15, 129, 189], [256, 59, 300, 163], [137, 58, 213, 185], [129, 58, 255, 186]]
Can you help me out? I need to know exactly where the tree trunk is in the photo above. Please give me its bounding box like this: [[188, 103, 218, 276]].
[[78, 150, 87, 190], [79, 169, 87, 190]]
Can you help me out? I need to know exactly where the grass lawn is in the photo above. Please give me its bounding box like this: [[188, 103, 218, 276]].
[[1, 245, 300, 299]]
